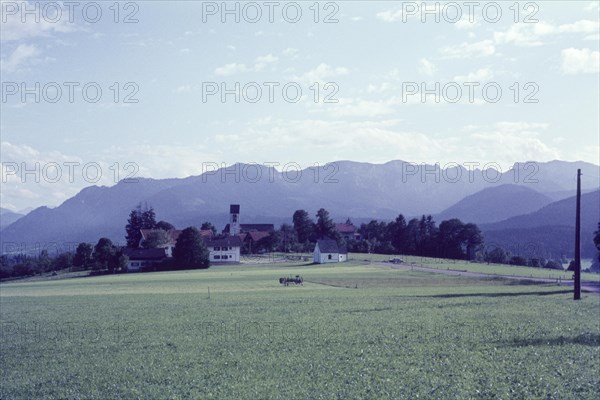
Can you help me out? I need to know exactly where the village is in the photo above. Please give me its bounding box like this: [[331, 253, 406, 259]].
[[124, 204, 352, 272]]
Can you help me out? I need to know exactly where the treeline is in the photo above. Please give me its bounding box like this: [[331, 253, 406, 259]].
[[126, 204, 210, 271], [0, 239, 128, 280], [245, 209, 485, 261], [3, 207, 597, 279]]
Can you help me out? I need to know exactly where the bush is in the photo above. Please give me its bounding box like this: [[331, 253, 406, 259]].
[[509, 256, 528, 266], [544, 260, 564, 270]]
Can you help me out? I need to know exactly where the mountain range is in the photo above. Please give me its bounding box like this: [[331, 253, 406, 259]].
[[0, 208, 25, 230], [1, 160, 598, 258]]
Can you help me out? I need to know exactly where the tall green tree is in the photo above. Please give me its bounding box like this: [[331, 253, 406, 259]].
[[591, 222, 600, 272], [73, 242, 93, 270], [460, 223, 484, 260], [594, 222, 600, 262], [437, 219, 465, 259], [173, 227, 209, 269], [389, 214, 408, 253], [315, 208, 338, 240], [293, 210, 314, 244], [416, 215, 438, 256], [37, 250, 53, 273], [201, 222, 217, 235], [404, 218, 421, 255], [125, 204, 158, 247], [52, 252, 74, 271], [93, 238, 115, 271]]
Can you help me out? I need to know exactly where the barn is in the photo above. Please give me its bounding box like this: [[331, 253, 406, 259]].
[[313, 239, 347, 264]]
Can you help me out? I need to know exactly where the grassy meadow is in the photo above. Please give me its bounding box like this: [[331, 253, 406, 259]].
[[1, 261, 599, 399]]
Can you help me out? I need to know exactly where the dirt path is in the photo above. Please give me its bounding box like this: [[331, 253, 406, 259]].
[[382, 262, 600, 294]]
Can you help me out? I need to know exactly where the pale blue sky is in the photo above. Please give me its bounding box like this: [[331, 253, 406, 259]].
[[1, 1, 599, 210]]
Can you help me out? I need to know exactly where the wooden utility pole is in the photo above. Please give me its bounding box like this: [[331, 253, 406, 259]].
[[574, 169, 582, 300]]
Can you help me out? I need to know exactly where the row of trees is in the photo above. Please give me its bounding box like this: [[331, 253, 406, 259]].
[[0, 238, 128, 279], [6, 208, 595, 280], [0, 225, 212, 279], [286, 209, 484, 260], [124, 205, 210, 270]]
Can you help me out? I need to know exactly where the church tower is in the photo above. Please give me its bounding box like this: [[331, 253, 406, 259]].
[[229, 204, 240, 235]]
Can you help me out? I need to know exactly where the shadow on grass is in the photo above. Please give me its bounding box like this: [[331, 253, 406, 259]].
[[504, 333, 600, 347], [416, 289, 573, 298]]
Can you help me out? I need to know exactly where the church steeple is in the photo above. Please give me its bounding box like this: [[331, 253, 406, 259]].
[[229, 204, 240, 235]]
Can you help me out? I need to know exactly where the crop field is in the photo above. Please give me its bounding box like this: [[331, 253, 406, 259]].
[[1, 261, 599, 399], [342, 253, 600, 282]]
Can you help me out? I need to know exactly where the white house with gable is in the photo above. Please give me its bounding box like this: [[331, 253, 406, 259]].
[[313, 239, 347, 264], [205, 235, 243, 263]]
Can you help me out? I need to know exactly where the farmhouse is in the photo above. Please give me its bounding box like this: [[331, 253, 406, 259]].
[[206, 235, 243, 263], [123, 247, 167, 272], [313, 239, 348, 264], [126, 226, 241, 270], [335, 219, 360, 241]]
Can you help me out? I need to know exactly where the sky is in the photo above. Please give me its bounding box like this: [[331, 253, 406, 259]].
[[1, 0, 599, 211]]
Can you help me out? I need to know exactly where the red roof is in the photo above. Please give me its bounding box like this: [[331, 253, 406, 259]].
[[245, 231, 271, 242], [335, 223, 356, 234], [199, 229, 214, 238]]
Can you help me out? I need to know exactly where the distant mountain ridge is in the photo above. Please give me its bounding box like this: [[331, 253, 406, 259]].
[[0, 208, 24, 230], [435, 184, 554, 224], [1, 160, 598, 256], [481, 190, 600, 258]]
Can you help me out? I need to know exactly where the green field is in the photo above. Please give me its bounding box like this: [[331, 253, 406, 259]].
[[343, 253, 600, 282], [1, 261, 599, 399]]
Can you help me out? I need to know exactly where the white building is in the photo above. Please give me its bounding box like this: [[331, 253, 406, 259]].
[[123, 248, 167, 272], [313, 239, 348, 264], [206, 235, 242, 263]]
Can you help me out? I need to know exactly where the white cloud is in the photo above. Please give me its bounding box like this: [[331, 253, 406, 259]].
[[455, 15, 479, 30], [440, 40, 495, 58], [376, 8, 404, 22], [175, 85, 192, 93], [282, 48, 299, 59], [494, 20, 599, 47], [214, 63, 249, 76], [322, 97, 396, 118], [464, 122, 560, 168], [418, 58, 436, 76], [454, 68, 493, 82], [254, 54, 278, 71], [367, 82, 391, 94], [558, 19, 599, 34], [561, 48, 600, 74], [584, 34, 600, 41], [0, 44, 40, 72], [585, 2, 599, 11], [214, 54, 279, 75], [214, 118, 445, 165], [0, 142, 84, 209], [494, 22, 554, 47], [294, 63, 349, 83], [0, 2, 75, 42]]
